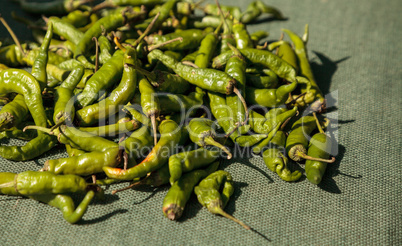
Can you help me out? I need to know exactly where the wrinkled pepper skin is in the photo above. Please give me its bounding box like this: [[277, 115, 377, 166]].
[[285, 116, 317, 162], [245, 82, 297, 107]]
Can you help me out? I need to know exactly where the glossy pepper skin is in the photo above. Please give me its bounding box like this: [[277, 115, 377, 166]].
[[245, 81, 297, 108], [285, 116, 317, 162], [194, 170, 250, 229], [124, 126, 153, 166], [245, 70, 278, 89], [232, 19, 253, 49], [269, 40, 299, 73], [148, 29, 207, 51], [0, 94, 29, 130], [249, 107, 298, 134], [0, 171, 88, 195], [262, 131, 301, 182], [103, 120, 181, 180], [168, 148, 220, 185], [48, 16, 84, 46], [162, 161, 219, 220]]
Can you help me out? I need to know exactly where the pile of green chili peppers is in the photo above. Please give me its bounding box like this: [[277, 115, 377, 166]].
[[0, 0, 336, 227]]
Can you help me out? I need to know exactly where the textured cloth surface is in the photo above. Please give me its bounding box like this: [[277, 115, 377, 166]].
[[0, 0, 401, 245]]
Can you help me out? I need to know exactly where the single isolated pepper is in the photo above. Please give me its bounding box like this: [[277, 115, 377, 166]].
[[194, 170, 250, 229]]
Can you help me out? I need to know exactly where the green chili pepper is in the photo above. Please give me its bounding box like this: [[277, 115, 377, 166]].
[[245, 69, 278, 89], [188, 118, 232, 159], [0, 69, 58, 161], [135, 0, 178, 33], [0, 127, 37, 141], [169, 148, 220, 185], [65, 144, 86, 157], [232, 19, 253, 49], [157, 91, 204, 114], [98, 35, 113, 64], [283, 26, 325, 111], [76, 47, 137, 125], [138, 76, 160, 146], [103, 119, 181, 181], [0, 94, 29, 130], [194, 23, 222, 69], [194, 170, 250, 229], [76, 50, 125, 107], [203, 4, 242, 21], [0, 171, 90, 195], [249, 107, 298, 134], [235, 133, 268, 147], [53, 66, 84, 124], [213, 48, 297, 83], [305, 113, 336, 184], [124, 125, 153, 164], [245, 82, 297, 107], [93, 0, 166, 11], [151, 70, 190, 94], [262, 131, 301, 182], [61, 10, 91, 28], [225, 44, 248, 133], [29, 190, 95, 224], [250, 30, 269, 46], [78, 118, 140, 137], [148, 29, 208, 51], [74, 7, 144, 69], [44, 146, 122, 176], [268, 40, 299, 73], [48, 16, 84, 46], [162, 161, 219, 220], [240, 0, 284, 24]]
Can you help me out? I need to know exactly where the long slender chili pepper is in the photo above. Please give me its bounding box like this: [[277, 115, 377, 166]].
[[245, 82, 297, 107], [103, 120, 181, 181], [16, 0, 90, 16], [0, 94, 29, 130], [194, 170, 250, 229], [162, 161, 219, 220], [47, 16, 84, 46], [78, 118, 140, 137]]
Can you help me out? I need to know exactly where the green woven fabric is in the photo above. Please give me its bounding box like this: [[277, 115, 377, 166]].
[[0, 0, 401, 244]]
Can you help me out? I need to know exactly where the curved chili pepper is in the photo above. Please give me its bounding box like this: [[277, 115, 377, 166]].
[[78, 118, 140, 137], [262, 131, 302, 182], [245, 69, 278, 89], [135, 0, 177, 33], [232, 19, 253, 49], [269, 40, 299, 73], [65, 144, 86, 157], [151, 70, 190, 94], [250, 30, 269, 46], [283, 26, 325, 112], [235, 133, 268, 147], [168, 147, 220, 185], [76, 48, 137, 125], [61, 9, 91, 28], [203, 4, 242, 21], [98, 35, 113, 65], [148, 28, 208, 51], [194, 170, 250, 229], [48, 16, 84, 46], [194, 23, 222, 69], [124, 125, 153, 165], [245, 81, 297, 108], [285, 116, 317, 161], [103, 119, 181, 181], [29, 190, 95, 224], [240, 0, 284, 24], [157, 90, 204, 114], [188, 118, 232, 159], [0, 127, 37, 141], [162, 161, 219, 220]]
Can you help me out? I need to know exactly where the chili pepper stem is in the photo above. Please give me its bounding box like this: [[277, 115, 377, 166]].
[[313, 112, 325, 134], [148, 37, 183, 51], [224, 122, 240, 138], [92, 37, 99, 72], [111, 173, 151, 195], [232, 87, 249, 126], [132, 12, 161, 48], [50, 120, 65, 132], [127, 63, 156, 81], [151, 115, 158, 146], [123, 151, 128, 170], [23, 125, 53, 134], [91, 1, 114, 13], [208, 204, 250, 230], [0, 181, 14, 189], [296, 152, 335, 163], [0, 14, 25, 57], [204, 136, 232, 159]]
